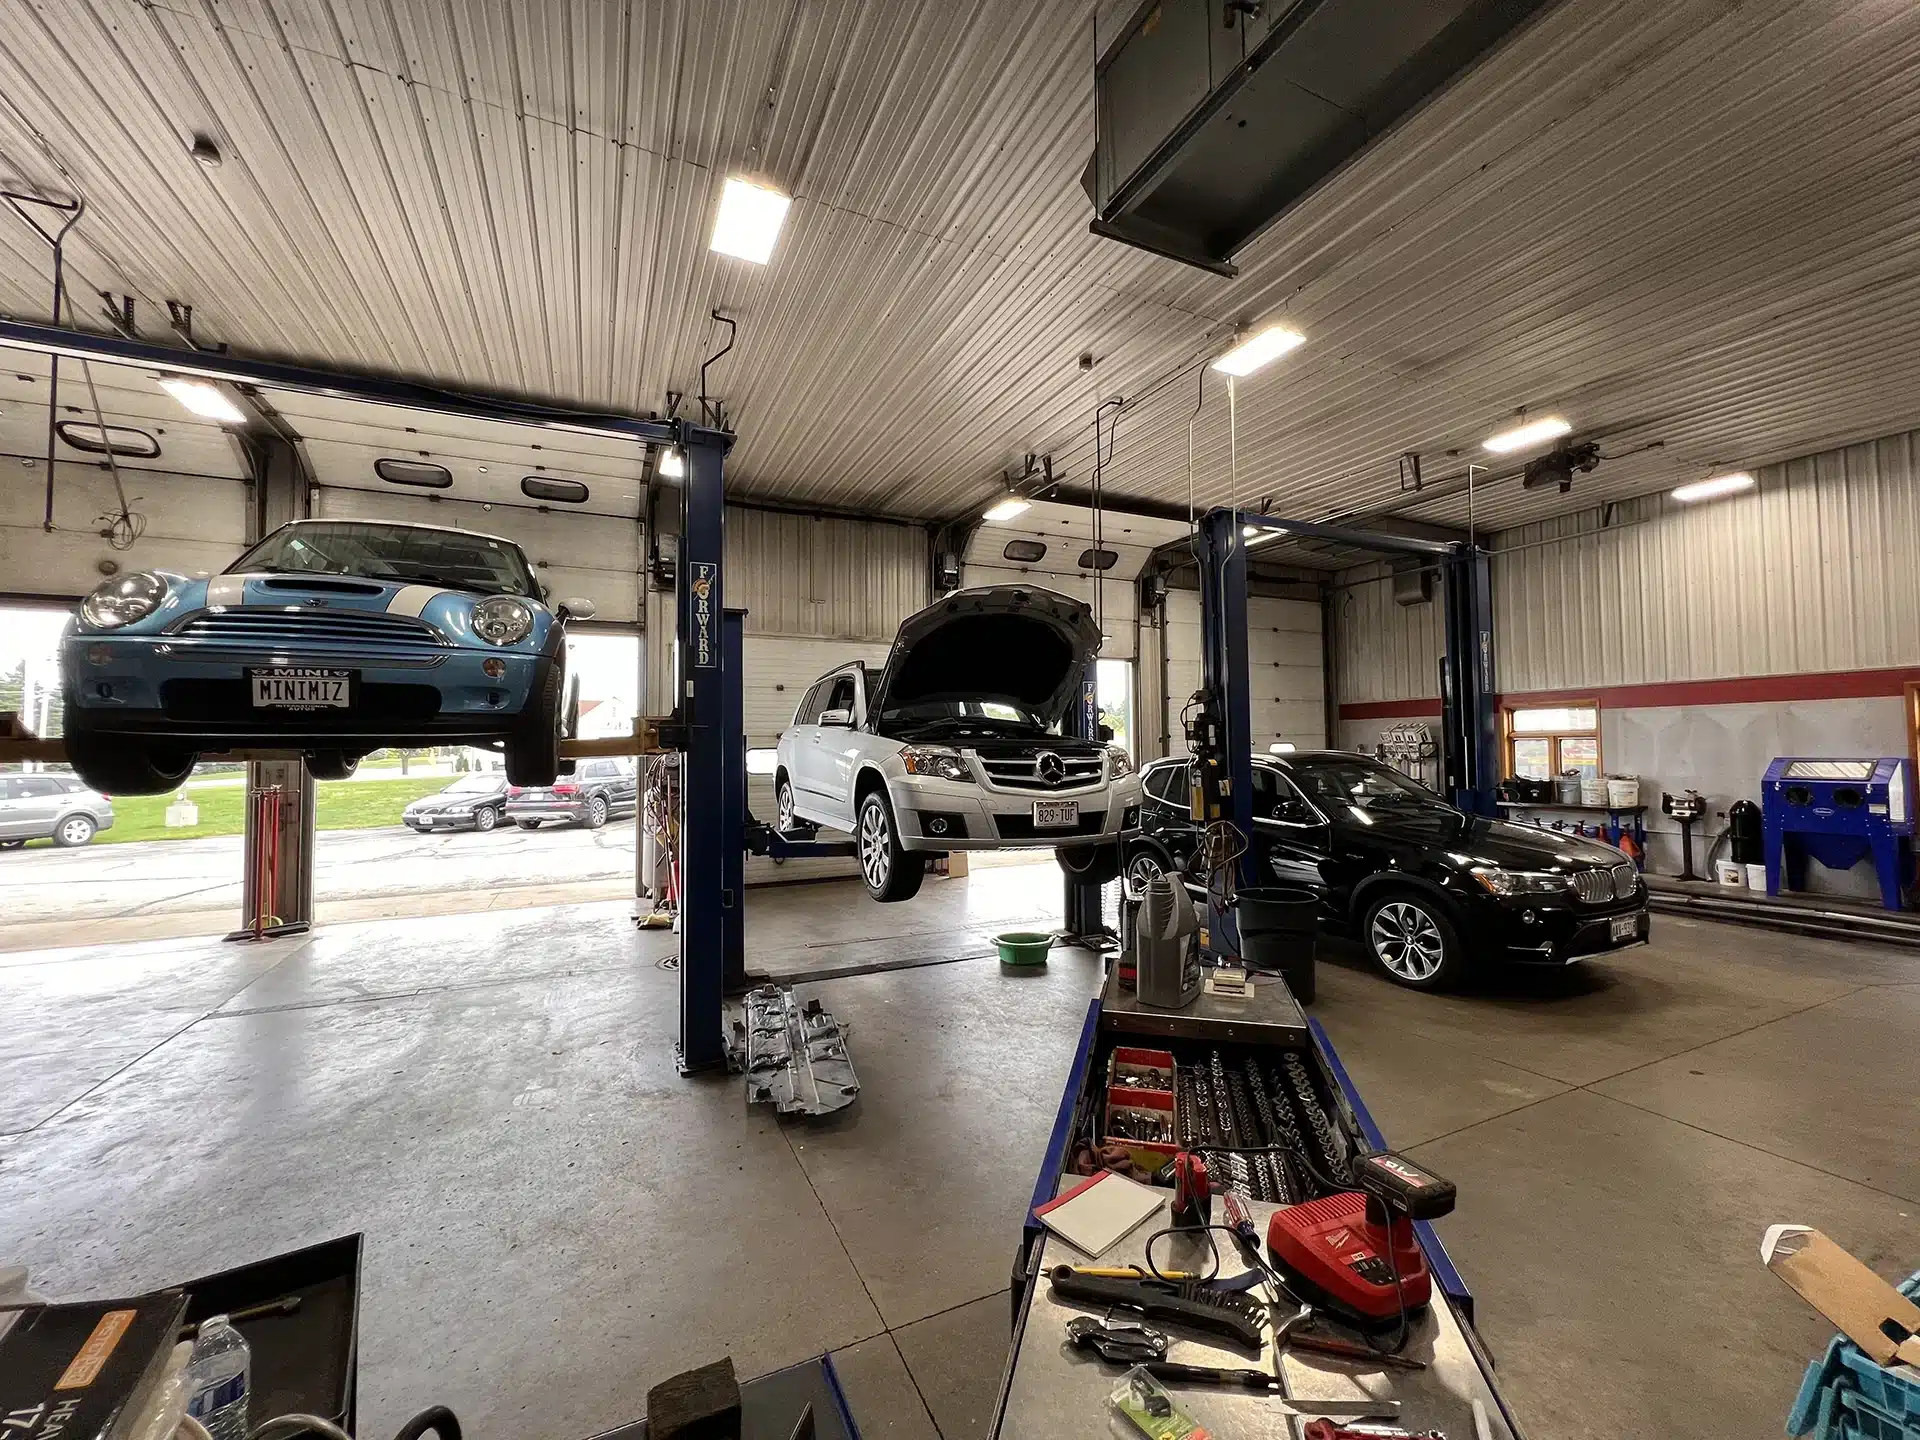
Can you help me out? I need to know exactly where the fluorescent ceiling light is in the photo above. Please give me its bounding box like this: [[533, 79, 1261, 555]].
[[1211, 325, 1306, 377], [657, 448, 685, 479], [1483, 416, 1571, 454], [157, 376, 246, 425], [710, 177, 792, 264], [1242, 523, 1286, 547], [983, 497, 1031, 522], [1672, 471, 1754, 504]]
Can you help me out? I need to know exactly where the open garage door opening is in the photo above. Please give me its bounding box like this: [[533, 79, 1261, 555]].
[[313, 630, 643, 924]]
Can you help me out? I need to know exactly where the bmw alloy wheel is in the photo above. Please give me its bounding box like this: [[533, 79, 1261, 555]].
[[859, 799, 891, 890], [1126, 850, 1166, 896], [1371, 901, 1446, 982]]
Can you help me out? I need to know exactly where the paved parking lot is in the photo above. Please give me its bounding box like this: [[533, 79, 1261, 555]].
[[0, 819, 639, 932]]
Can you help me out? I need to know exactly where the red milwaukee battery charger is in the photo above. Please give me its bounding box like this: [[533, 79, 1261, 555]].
[[1266, 1151, 1457, 1328]]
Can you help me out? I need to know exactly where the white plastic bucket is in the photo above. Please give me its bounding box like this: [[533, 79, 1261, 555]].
[[1606, 776, 1640, 808], [1715, 860, 1744, 886], [1746, 863, 1767, 890], [1580, 775, 1609, 807], [1555, 775, 1582, 804]]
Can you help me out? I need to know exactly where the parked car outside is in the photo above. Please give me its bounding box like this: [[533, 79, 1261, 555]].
[[59, 519, 595, 796], [0, 773, 115, 848], [774, 585, 1143, 902], [505, 757, 637, 830], [1129, 751, 1649, 990], [402, 772, 511, 834]]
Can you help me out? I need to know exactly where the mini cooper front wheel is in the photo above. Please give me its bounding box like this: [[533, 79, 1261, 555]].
[[857, 789, 924, 903], [304, 750, 359, 782], [64, 729, 195, 797]]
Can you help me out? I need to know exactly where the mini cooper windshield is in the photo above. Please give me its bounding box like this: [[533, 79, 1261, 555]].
[[229, 521, 539, 598]]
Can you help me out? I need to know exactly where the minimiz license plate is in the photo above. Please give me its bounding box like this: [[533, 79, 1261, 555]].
[[1610, 914, 1640, 942], [1032, 799, 1079, 829], [249, 667, 353, 709]]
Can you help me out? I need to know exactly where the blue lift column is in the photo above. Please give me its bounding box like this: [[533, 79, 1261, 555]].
[[1440, 547, 1499, 817], [1198, 506, 1261, 892], [677, 427, 734, 1073], [722, 608, 749, 994], [1060, 663, 1108, 941]]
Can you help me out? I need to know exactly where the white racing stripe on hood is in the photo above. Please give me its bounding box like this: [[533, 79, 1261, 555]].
[[386, 584, 446, 618], [206, 574, 246, 606]]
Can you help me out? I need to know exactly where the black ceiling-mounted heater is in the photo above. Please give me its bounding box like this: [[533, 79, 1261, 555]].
[[1085, 0, 1560, 275]]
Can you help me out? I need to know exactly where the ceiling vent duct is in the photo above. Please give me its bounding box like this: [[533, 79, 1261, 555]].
[[1085, 0, 1558, 275]]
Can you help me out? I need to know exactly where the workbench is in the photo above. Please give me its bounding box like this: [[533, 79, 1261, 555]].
[[990, 968, 1524, 1439]]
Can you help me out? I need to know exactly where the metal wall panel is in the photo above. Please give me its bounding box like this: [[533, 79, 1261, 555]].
[[725, 507, 926, 642], [1330, 562, 1445, 704], [1493, 430, 1920, 691]]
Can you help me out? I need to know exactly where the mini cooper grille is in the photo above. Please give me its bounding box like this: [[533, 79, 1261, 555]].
[[977, 753, 1104, 791], [1573, 863, 1641, 903], [171, 608, 446, 647]]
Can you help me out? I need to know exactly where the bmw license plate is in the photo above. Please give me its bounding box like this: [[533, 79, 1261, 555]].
[[1610, 913, 1640, 942], [1032, 799, 1079, 829], [249, 667, 354, 709]]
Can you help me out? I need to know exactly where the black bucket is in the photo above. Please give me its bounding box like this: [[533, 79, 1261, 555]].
[[1234, 886, 1319, 1003], [1237, 886, 1319, 938]]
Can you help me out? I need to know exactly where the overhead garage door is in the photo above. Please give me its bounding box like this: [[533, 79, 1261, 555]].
[[313, 487, 642, 624], [1165, 590, 1325, 752], [743, 635, 891, 885]]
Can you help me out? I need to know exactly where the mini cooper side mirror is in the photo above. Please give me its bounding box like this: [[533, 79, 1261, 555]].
[[557, 597, 597, 621]]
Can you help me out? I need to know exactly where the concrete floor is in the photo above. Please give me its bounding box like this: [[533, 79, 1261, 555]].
[[1, 866, 1915, 1440]]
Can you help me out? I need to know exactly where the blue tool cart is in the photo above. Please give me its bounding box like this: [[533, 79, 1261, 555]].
[[1762, 758, 1915, 911]]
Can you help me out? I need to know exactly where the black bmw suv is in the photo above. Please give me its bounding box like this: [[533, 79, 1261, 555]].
[[1130, 751, 1650, 990]]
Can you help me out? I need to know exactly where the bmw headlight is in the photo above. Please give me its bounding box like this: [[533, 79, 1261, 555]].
[[900, 746, 970, 782], [472, 596, 534, 645], [1107, 745, 1134, 779], [1471, 866, 1567, 897], [80, 571, 168, 629]]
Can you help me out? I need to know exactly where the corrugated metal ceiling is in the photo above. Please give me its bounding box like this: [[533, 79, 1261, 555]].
[[3, 0, 1918, 538]]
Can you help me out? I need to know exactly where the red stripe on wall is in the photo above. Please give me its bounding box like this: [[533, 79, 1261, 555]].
[[1339, 667, 1920, 721], [1339, 697, 1444, 720]]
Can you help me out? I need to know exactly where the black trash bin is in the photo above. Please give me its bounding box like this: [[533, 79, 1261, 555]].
[[1234, 886, 1319, 1004]]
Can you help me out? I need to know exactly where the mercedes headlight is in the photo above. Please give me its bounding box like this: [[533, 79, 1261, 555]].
[[80, 571, 168, 629], [1471, 866, 1567, 897], [1107, 745, 1134, 779], [472, 596, 534, 645], [900, 746, 970, 782]]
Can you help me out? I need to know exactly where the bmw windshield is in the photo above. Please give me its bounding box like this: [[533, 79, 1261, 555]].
[[1287, 757, 1449, 814], [229, 522, 538, 598]]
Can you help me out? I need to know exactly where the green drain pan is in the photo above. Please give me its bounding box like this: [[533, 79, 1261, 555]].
[[994, 931, 1053, 966]]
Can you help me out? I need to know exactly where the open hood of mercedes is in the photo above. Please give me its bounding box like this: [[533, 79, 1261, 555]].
[[867, 585, 1103, 729]]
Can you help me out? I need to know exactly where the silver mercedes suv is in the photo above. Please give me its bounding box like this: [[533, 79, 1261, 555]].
[[774, 585, 1142, 901]]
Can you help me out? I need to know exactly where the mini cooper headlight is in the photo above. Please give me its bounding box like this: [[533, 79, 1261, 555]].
[[472, 596, 534, 645], [80, 571, 168, 629], [1107, 745, 1134, 778], [1470, 866, 1567, 897], [900, 746, 970, 782]]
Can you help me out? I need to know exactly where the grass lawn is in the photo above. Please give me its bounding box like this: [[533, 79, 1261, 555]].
[[73, 775, 453, 846]]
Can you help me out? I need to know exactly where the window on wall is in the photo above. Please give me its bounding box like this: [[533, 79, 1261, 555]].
[[1506, 702, 1601, 780]]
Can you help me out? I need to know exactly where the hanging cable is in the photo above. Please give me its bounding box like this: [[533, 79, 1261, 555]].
[[77, 356, 145, 549], [2, 187, 86, 532]]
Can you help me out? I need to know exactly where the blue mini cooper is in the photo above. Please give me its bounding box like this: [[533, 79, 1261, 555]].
[[60, 519, 591, 794]]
